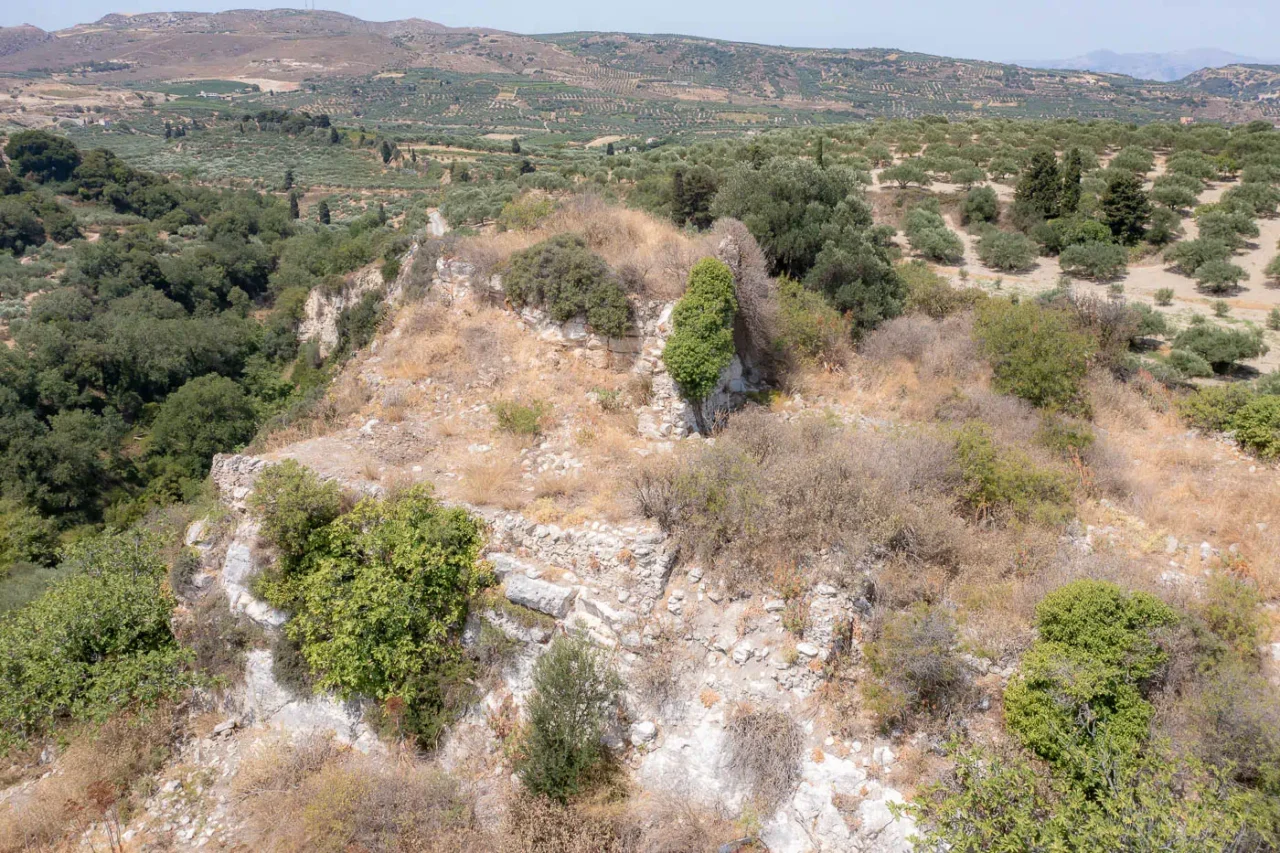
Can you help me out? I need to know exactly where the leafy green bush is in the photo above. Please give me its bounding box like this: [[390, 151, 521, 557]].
[[910, 743, 1277, 852], [900, 260, 983, 319], [1266, 254, 1280, 286], [663, 258, 737, 418], [4, 130, 81, 183], [0, 531, 192, 751], [955, 424, 1073, 525], [1228, 395, 1280, 459], [1059, 240, 1128, 281], [1171, 325, 1267, 373], [492, 398, 550, 436], [258, 485, 490, 749], [501, 234, 630, 337], [1155, 287, 1175, 306], [518, 632, 621, 802], [803, 239, 905, 334], [775, 275, 850, 362], [1177, 384, 1257, 432], [249, 459, 345, 562], [1031, 215, 1112, 255], [959, 185, 999, 225], [904, 205, 964, 263], [1004, 580, 1175, 782], [975, 229, 1037, 272], [1168, 348, 1214, 378], [1166, 237, 1232, 276], [973, 298, 1095, 414], [149, 374, 257, 479], [711, 156, 875, 278], [1194, 258, 1248, 293]]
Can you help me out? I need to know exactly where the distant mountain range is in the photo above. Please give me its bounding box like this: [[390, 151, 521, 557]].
[[1019, 49, 1273, 82], [0, 11, 1278, 125]]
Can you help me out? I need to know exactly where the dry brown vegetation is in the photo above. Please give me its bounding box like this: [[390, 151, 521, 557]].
[[233, 736, 741, 853], [234, 735, 488, 852], [723, 704, 805, 811], [0, 706, 183, 853], [455, 195, 717, 303]]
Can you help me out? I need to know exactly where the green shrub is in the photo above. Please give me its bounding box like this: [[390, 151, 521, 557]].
[[1228, 395, 1280, 459], [1154, 287, 1175, 306], [0, 531, 193, 751], [518, 632, 621, 802], [900, 260, 983, 319], [249, 459, 345, 562], [1172, 325, 1267, 373], [1177, 384, 1257, 432], [1168, 348, 1214, 378], [1059, 240, 1128, 281], [1130, 303, 1168, 337], [1031, 215, 1112, 255], [955, 424, 1073, 525], [334, 290, 385, 355], [663, 257, 737, 418], [492, 398, 550, 436], [1004, 580, 1175, 782], [863, 603, 968, 727], [976, 229, 1037, 272], [959, 185, 999, 226], [1166, 237, 1232, 276], [904, 205, 964, 263], [1266, 254, 1280, 287], [803, 239, 905, 333], [1195, 259, 1248, 294], [149, 374, 257, 479], [973, 298, 1095, 414], [260, 486, 490, 749], [1268, 307, 1280, 331], [910, 743, 1277, 853], [775, 275, 850, 362], [501, 234, 630, 337]]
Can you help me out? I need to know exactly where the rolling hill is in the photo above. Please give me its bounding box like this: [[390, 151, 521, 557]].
[[0, 10, 1277, 126]]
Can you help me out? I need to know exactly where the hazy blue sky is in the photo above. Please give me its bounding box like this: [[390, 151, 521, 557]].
[[5, 0, 1280, 63]]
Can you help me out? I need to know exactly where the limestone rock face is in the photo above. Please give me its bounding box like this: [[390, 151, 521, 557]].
[[298, 265, 389, 358], [504, 574, 576, 618]]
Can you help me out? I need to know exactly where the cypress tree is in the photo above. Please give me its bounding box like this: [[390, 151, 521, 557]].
[[283, 167, 294, 191], [511, 138, 521, 154], [380, 140, 393, 164], [317, 200, 330, 225], [606, 142, 615, 156], [1061, 148, 1083, 214], [328, 126, 340, 145], [1101, 170, 1152, 245], [288, 191, 299, 220], [671, 168, 687, 226], [1015, 149, 1062, 221]]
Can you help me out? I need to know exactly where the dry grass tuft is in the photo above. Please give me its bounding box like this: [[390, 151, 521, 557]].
[[0, 706, 182, 853], [723, 703, 805, 811], [234, 735, 486, 853], [454, 195, 716, 303], [456, 454, 524, 509]]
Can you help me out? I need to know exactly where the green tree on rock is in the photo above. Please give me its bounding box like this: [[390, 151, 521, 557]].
[[662, 257, 737, 432]]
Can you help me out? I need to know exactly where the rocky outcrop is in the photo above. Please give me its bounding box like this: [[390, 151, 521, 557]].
[[298, 264, 390, 358], [240, 649, 383, 752], [503, 574, 576, 618]]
